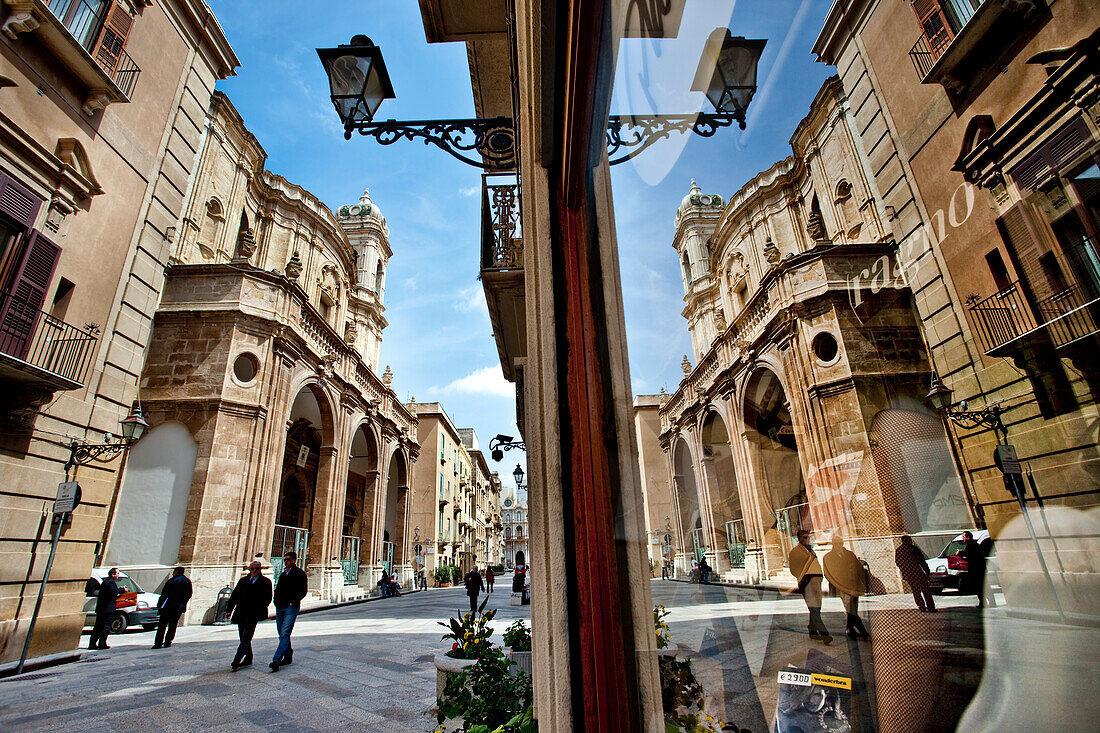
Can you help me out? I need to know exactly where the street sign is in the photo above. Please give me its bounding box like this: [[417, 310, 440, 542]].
[[415, 544, 423, 554], [994, 444, 1021, 475], [54, 482, 80, 515], [296, 445, 310, 467]]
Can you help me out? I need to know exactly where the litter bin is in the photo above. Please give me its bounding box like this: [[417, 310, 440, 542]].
[[214, 585, 233, 624]]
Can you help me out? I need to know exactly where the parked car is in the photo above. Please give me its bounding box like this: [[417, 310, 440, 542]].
[[925, 530, 994, 593], [83, 568, 159, 633]]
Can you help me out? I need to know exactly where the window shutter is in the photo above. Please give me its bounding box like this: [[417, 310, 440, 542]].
[[997, 203, 1051, 302], [911, 0, 955, 56], [91, 1, 133, 75], [0, 171, 43, 229], [0, 230, 61, 360]]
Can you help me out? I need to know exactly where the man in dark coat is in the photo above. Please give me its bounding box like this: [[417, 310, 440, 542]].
[[270, 551, 307, 671], [89, 567, 122, 650], [960, 531, 995, 608], [895, 535, 935, 612], [226, 560, 272, 669], [788, 530, 831, 643], [464, 565, 484, 614], [153, 566, 192, 649]]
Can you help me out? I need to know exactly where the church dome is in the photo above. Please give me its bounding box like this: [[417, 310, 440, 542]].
[[675, 179, 725, 226], [337, 188, 387, 230]]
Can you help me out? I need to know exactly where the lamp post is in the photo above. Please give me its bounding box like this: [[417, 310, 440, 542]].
[[17, 404, 148, 674], [513, 464, 526, 492], [926, 373, 1064, 620], [317, 30, 765, 169], [487, 433, 526, 462]]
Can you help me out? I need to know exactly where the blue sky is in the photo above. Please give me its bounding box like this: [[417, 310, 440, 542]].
[[205, 1, 834, 489]]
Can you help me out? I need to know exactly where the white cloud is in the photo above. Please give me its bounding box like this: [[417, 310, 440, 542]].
[[459, 184, 480, 197], [428, 365, 513, 398], [454, 285, 486, 314], [403, 276, 418, 290]]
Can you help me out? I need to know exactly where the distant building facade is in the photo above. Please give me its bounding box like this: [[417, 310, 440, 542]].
[[502, 490, 529, 569], [102, 92, 419, 621], [653, 78, 969, 588], [0, 0, 236, 663]]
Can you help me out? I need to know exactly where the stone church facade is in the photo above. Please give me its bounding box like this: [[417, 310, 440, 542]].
[[102, 93, 419, 621], [652, 78, 971, 590]]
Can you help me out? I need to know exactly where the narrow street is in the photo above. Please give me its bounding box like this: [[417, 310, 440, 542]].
[[0, 586, 528, 732]]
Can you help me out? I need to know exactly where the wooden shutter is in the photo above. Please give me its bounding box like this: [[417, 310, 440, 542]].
[[998, 203, 1052, 304], [0, 230, 61, 360], [91, 1, 133, 75], [0, 171, 42, 230], [911, 0, 955, 57]]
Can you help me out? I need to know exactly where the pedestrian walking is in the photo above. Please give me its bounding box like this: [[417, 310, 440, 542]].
[[89, 567, 123, 650], [895, 535, 936, 612], [153, 566, 192, 649], [823, 537, 870, 640], [269, 551, 306, 672], [485, 566, 495, 593], [661, 561, 669, 580], [788, 530, 832, 644], [226, 560, 272, 669], [464, 565, 484, 614], [690, 556, 699, 583], [698, 555, 712, 584], [959, 531, 996, 608]]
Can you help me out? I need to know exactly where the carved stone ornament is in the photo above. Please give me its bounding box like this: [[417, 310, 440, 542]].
[[1, 3, 39, 40], [343, 320, 358, 344], [382, 365, 393, 386], [317, 353, 339, 382], [807, 212, 830, 243], [285, 251, 303, 280], [763, 239, 782, 265], [714, 308, 727, 332], [235, 227, 257, 261], [681, 355, 692, 375]]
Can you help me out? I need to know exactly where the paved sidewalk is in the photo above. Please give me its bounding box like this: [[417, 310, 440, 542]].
[[0, 585, 527, 732]]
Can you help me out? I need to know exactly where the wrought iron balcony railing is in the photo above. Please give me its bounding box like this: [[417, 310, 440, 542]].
[[46, 0, 141, 98], [481, 172, 522, 270], [908, 0, 985, 80], [0, 288, 98, 386], [968, 237, 1100, 354]]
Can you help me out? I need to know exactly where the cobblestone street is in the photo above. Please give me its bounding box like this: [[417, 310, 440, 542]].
[[0, 586, 528, 733]]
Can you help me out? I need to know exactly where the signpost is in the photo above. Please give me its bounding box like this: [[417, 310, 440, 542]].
[[16, 482, 81, 675]]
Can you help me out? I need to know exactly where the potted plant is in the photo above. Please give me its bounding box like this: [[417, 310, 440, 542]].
[[434, 595, 497, 698], [434, 565, 453, 588], [502, 619, 532, 679], [450, 564, 464, 585], [437, 650, 533, 733]]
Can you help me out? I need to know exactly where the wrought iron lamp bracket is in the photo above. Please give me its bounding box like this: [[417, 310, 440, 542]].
[[344, 117, 517, 171], [606, 113, 742, 166], [66, 439, 129, 470], [944, 404, 1008, 442]]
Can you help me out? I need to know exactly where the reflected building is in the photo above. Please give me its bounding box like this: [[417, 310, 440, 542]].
[[650, 78, 971, 590], [102, 92, 419, 621]]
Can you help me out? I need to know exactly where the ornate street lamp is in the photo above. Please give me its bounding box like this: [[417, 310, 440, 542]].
[[513, 464, 525, 491], [318, 29, 766, 169], [925, 373, 1008, 443], [490, 433, 526, 462], [65, 404, 149, 471]]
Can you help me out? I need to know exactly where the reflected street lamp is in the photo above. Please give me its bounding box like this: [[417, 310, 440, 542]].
[[490, 433, 526, 462]]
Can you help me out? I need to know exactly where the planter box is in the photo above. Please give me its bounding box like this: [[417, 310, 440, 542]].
[[507, 649, 533, 679], [434, 653, 477, 699]]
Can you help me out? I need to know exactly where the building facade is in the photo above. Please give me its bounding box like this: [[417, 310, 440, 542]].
[[653, 77, 967, 589], [813, 0, 1099, 615], [502, 488, 529, 569], [0, 0, 236, 663], [101, 91, 419, 622]]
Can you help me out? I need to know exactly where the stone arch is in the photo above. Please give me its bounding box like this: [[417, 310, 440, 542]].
[[199, 197, 224, 258], [671, 436, 703, 562], [382, 447, 410, 571], [105, 422, 198, 567], [347, 421, 381, 575], [740, 364, 808, 566], [700, 407, 745, 571], [681, 251, 691, 289], [834, 179, 859, 239]]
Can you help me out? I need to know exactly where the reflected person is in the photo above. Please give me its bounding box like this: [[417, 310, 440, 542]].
[[895, 535, 936, 612], [823, 536, 870, 640], [959, 531, 995, 608], [788, 530, 832, 644]]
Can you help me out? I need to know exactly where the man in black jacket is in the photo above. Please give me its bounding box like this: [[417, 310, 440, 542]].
[[269, 551, 307, 672], [89, 567, 122, 650], [464, 565, 484, 614], [153, 566, 193, 649], [227, 560, 272, 669]]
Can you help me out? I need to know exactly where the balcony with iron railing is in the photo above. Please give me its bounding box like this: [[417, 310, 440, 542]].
[[907, 0, 1045, 93], [0, 288, 99, 398], [2, 0, 143, 113], [967, 237, 1100, 355], [480, 172, 527, 383]]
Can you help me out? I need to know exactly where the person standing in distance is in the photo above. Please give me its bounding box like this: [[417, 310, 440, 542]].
[[464, 564, 484, 614], [485, 566, 495, 594], [788, 530, 832, 644], [895, 535, 936, 612], [153, 566, 192, 649], [89, 567, 122, 650], [270, 551, 307, 672], [226, 560, 272, 669]]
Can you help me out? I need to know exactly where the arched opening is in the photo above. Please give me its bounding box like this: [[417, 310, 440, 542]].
[[743, 367, 807, 566], [274, 385, 335, 575], [672, 438, 702, 572], [345, 423, 379, 586], [681, 251, 692, 289], [199, 198, 224, 258], [870, 408, 970, 532], [382, 450, 409, 576], [701, 410, 745, 573], [106, 422, 198, 567], [374, 260, 385, 298]]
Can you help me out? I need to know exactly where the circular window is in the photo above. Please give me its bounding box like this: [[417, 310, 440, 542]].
[[812, 332, 840, 364], [232, 353, 259, 384]]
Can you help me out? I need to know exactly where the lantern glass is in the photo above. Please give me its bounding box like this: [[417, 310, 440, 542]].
[[317, 36, 394, 126], [692, 30, 766, 116], [513, 464, 524, 487], [120, 406, 148, 442], [926, 374, 953, 412]]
